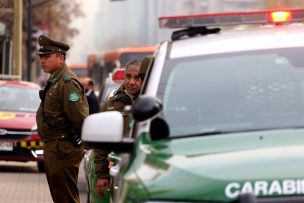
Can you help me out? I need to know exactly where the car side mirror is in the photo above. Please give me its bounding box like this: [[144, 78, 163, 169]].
[[82, 111, 123, 142], [81, 111, 134, 152], [132, 95, 162, 122]]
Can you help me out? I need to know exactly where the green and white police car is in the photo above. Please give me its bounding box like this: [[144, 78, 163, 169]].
[[82, 9, 304, 203]]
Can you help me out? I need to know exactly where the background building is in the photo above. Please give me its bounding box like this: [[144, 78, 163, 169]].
[[67, 0, 264, 64]]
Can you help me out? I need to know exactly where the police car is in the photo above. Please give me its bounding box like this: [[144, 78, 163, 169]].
[[82, 9, 304, 203], [0, 75, 44, 172]]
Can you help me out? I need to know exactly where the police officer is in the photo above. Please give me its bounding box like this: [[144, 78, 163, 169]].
[[94, 57, 153, 197], [36, 35, 89, 203]]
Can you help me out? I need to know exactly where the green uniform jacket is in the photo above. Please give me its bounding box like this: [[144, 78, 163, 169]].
[[36, 64, 89, 141], [94, 85, 134, 179]]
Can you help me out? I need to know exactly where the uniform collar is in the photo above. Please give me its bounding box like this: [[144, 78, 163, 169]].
[[125, 90, 134, 100], [48, 63, 67, 84], [124, 89, 139, 101]]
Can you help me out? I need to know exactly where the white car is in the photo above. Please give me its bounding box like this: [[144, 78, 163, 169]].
[[83, 9, 304, 203]]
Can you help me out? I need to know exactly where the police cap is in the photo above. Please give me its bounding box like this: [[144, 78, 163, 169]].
[[37, 35, 70, 56]]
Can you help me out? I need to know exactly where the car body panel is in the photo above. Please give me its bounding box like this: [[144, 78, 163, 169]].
[[0, 78, 44, 171], [83, 149, 110, 203], [170, 24, 304, 58], [118, 130, 304, 202], [0, 112, 36, 130]]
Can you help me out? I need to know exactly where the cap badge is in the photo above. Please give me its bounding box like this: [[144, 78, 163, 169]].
[[69, 92, 79, 102]]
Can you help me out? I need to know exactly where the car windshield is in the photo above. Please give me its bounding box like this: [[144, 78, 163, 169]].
[[159, 47, 304, 137], [0, 86, 40, 112]]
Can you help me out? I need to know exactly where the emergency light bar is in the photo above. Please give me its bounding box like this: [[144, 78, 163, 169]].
[[159, 9, 304, 29], [112, 68, 125, 81]]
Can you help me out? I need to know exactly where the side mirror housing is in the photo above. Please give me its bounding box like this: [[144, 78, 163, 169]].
[[81, 111, 133, 152], [132, 96, 162, 122]]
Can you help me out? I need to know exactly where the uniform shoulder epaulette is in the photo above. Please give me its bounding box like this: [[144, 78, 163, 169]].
[[111, 89, 125, 101], [111, 93, 121, 101], [110, 90, 132, 104], [50, 77, 58, 83], [63, 75, 71, 82]]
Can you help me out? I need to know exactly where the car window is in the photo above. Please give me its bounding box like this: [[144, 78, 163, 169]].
[[159, 47, 304, 137], [0, 86, 40, 112]]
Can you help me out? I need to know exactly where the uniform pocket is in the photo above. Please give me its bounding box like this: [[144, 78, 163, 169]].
[[57, 139, 70, 158], [44, 88, 62, 113]]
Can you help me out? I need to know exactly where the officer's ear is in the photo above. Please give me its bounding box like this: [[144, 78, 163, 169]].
[[57, 52, 65, 62]]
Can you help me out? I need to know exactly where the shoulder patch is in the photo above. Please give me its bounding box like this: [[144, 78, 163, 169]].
[[129, 119, 135, 128], [63, 75, 71, 81], [69, 91, 80, 102]]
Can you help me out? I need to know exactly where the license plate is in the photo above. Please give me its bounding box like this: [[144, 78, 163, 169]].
[[0, 142, 13, 151]]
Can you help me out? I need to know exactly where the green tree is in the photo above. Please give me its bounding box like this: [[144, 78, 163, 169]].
[[24, 0, 84, 82], [25, 0, 84, 44]]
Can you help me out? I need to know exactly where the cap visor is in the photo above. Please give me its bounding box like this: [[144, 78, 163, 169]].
[[37, 50, 56, 56]]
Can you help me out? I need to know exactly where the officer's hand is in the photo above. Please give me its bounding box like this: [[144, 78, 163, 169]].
[[96, 178, 110, 197]]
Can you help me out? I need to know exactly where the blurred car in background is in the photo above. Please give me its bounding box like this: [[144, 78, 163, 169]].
[[0, 75, 45, 172], [69, 63, 89, 79]]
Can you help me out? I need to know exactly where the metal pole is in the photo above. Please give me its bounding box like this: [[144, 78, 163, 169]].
[[27, 0, 32, 81], [12, 0, 22, 77]]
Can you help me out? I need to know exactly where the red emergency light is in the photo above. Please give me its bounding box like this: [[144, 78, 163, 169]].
[[271, 11, 291, 23], [112, 68, 125, 81], [159, 9, 304, 29]]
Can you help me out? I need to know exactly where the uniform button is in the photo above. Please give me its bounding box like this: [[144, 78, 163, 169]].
[[61, 135, 64, 138]]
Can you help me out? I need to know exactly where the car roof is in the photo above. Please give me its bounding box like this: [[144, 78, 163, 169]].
[[0, 79, 40, 89], [170, 23, 304, 59]]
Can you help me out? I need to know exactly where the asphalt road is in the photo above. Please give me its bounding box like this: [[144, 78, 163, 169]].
[[0, 160, 87, 203]]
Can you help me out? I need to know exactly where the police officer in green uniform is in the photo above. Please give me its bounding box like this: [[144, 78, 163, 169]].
[[94, 57, 153, 197], [36, 35, 89, 203]]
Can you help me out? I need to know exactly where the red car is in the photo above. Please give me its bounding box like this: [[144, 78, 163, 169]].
[[0, 76, 45, 172]]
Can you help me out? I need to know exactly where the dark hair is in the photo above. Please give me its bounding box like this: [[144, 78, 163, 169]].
[[55, 52, 66, 60], [125, 60, 141, 71], [88, 79, 94, 86]]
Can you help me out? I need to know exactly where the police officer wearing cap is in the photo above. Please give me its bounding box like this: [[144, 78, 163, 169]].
[[94, 57, 153, 198], [36, 35, 89, 203]]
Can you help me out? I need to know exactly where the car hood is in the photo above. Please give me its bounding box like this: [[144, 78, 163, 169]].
[[134, 129, 304, 202], [0, 111, 36, 130]]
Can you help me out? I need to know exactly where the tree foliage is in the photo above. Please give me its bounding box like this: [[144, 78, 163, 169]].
[[26, 0, 84, 44]]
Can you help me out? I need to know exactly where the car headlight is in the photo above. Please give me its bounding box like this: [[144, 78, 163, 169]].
[[31, 124, 37, 131]]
